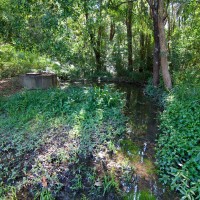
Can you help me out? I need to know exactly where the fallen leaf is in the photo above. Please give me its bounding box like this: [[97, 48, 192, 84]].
[[42, 176, 47, 188]]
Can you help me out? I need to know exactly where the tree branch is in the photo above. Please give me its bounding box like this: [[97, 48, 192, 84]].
[[115, 0, 137, 8], [146, 0, 154, 10]]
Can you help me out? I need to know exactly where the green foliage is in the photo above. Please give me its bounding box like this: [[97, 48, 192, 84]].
[[0, 44, 51, 78], [0, 0, 154, 80], [0, 0, 199, 82], [0, 85, 126, 198], [170, 1, 200, 72], [144, 78, 168, 107], [102, 174, 119, 196], [34, 188, 54, 200], [173, 66, 200, 87], [120, 139, 139, 159], [156, 81, 200, 199], [139, 190, 156, 200], [0, 183, 17, 200], [124, 190, 156, 200], [145, 56, 200, 199]]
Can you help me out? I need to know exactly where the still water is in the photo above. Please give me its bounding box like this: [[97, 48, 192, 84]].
[[61, 81, 179, 200], [114, 83, 178, 200]]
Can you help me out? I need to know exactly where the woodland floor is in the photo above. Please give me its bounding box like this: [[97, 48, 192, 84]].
[[0, 79, 179, 200]]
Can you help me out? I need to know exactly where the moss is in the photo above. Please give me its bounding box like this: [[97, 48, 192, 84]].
[[139, 190, 156, 200], [143, 158, 156, 175], [120, 139, 139, 155], [124, 190, 156, 200]]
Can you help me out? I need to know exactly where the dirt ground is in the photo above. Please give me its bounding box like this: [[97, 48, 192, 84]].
[[0, 77, 23, 96]]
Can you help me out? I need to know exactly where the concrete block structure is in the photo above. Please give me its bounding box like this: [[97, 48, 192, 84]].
[[20, 73, 57, 89]]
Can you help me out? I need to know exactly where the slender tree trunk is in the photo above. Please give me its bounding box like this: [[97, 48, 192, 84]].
[[84, 0, 103, 72], [145, 34, 152, 71], [94, 51, 101, 72], [95, 0, 103, 72], [126, 0, 133, 72], [152, 6, 160, 87], [147, 0, 160, 87], [167, 6, 171, 55], [171, 3, 176, 33], [110, 21, 115, 41], [96, 25, 103, 72], [139, 32, 145, 72], [158, 0, 172, 89]]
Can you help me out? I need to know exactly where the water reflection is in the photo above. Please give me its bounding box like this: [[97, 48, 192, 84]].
[[61, 81, 179, 199], [114, 83, 179, 200], [115, 83, 159, 142]]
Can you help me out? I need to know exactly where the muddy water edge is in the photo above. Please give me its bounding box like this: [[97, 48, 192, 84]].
[[63, 81, 179, 199], [94, 82, 179, 200]]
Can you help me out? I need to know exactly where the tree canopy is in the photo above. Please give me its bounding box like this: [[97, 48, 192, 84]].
[[0, 0, 199, 84]]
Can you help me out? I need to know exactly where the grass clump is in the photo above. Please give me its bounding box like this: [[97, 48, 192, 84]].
[[34, 188, 54, 200], [0, 85, 127, 199]]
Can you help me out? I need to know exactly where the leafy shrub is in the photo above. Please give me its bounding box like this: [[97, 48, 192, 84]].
[[0, 44, 52, 79], [145, 67, 200, 199], [144, 78, 168, 107], [156, 84, 200, 199], [173, 66, 200, 86]]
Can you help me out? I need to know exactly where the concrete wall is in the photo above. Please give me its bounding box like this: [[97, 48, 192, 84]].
[[20, 74, 57, 89]]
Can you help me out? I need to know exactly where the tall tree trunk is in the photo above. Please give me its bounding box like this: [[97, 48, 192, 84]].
[[152, 5, 160, 87], [95, 0, 103, 72], [158, 0, 172, 89], [139, 32, 145, 72], [167, 4, 171, 55], [145, 34, 152, 71], [110, 21, 115, 41], [126, 0, 133, 72], [147, 0, 160, 87], [96, 25, 103, 72], [84, 0, 103, 72]]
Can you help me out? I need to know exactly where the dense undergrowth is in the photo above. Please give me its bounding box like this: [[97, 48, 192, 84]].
[[0, 85, 149, 199], [146, 68, 200, 199], [0, 44, 54, 79], [0, 43, 150, 83]]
